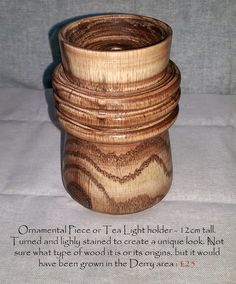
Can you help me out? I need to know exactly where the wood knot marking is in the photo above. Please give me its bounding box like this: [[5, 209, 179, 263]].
[[66, 182, 92, 209]]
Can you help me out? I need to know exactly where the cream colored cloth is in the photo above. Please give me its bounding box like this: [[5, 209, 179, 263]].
[[0, 88, 235, 283]]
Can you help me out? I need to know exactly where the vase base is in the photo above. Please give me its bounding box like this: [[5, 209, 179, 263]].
[[62, 131, 172, 215], [66, 183, 168, 215]]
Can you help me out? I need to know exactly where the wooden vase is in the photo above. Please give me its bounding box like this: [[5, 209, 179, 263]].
[[52, 14, 181, 214]]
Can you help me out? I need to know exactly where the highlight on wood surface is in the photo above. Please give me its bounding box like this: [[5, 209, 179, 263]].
[[52, 14, 181, 214]]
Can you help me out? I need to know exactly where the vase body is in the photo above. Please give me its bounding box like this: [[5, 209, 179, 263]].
[[52, 14, 181, 214]]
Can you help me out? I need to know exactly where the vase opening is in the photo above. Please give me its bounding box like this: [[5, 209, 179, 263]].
[[61, 14, 172, 52]]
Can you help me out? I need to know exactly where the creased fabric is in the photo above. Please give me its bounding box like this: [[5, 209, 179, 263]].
[[0, 88, 235, 283]]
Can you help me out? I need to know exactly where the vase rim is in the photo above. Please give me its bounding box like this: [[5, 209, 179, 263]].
[[59, 13, 172, 53]]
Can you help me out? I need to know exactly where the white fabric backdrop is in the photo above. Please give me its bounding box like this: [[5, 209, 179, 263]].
[[0, 89, 235, 283], [0, 1, 235, 283]]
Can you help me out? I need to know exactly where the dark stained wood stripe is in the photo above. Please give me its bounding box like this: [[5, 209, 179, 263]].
[[65, 135, 170, 165], [64, 152, 172, 184]]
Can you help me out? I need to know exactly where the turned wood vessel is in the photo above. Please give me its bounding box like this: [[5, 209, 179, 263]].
[[52, 14, 181, 214]]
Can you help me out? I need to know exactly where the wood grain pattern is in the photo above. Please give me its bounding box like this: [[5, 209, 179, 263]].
[[52, 14, 181, 214], [63, 132, 172, 214]]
